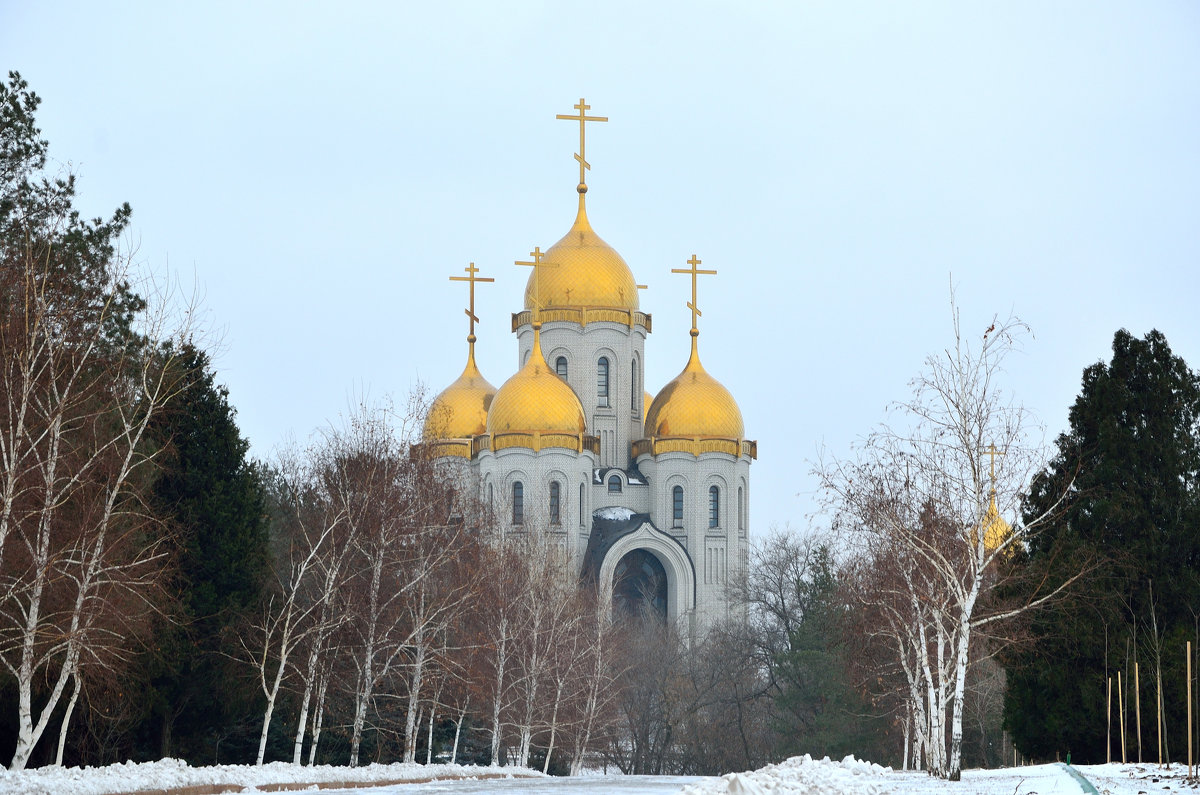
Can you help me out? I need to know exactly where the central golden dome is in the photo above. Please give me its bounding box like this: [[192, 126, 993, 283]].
[[524, 195, 639, 312], [645, 336, 744, 439], [487, 331, 587, 436]]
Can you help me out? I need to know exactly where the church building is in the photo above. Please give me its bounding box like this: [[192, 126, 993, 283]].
[[422, 100, 756, 640]]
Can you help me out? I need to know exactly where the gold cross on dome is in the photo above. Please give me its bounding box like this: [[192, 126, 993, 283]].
[[671, 254, 717, 333], [556, 98, 607, 189], [449, 262, 494, 342], [981, 444, 1006, 486], [515, 246, 557, 326]]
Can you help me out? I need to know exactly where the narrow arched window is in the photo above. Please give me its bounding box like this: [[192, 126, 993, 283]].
[[549, 481, 561, 525], [512, 481, 524, 525], [579, 483, 585, 527], [597, 357, 610, 407], [738, 486, 744, 530], [488, 483, 494, 506], [709, 485, 720, 528], [631, 357, 639, 415], [608, 474, 622, 493], [555, 356, 568, 379], [672, 485, 684, 528]]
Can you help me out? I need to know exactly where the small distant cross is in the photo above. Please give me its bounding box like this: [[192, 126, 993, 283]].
[[449, 262, 493, 342], [981, 444, 1005, 485], [556, 98, 608, 189], [671, 254, 717, 333], [515, 246, 558, 325]]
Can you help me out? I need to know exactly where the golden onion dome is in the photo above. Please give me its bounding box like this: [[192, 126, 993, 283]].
[[645, 335, 744, 439], [487, 330, 587, 436], [643, 390, 653, 413], [424, 347, 496, 440], [523, 195, 639, 312], [981, 492, 1013, 553]]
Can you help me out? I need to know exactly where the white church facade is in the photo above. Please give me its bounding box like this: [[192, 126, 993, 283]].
[[421, 101, 756, 640]]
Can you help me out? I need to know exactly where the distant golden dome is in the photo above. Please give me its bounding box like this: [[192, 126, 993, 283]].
[[424, 347, 496, 440], [981, 493, 1013, 554], [488, 331, 587, 438], [524, 195, 639, 313], [645, 336, 744, 440], [644, 390, 653, 414]]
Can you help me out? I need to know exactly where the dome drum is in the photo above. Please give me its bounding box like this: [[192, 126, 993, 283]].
[[479, 431, 600, 455], [632, 437, 757, 460], [511, 307, 651, 333]]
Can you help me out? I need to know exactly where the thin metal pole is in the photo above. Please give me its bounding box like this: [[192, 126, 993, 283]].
[[1119, 670, 1127, 763], [1188, 641, 1193, 779], [1136, 661, 1143, 764], [1108, 676, 1112, 764]]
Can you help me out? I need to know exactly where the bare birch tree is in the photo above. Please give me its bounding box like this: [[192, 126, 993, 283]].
[[821, 302, 1079, 780]]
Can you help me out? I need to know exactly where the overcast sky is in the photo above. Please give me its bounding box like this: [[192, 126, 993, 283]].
[[4, 2, 1198, 533]]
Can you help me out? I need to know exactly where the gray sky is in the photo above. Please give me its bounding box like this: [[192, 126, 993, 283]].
[[5, 1, 1198, 533]]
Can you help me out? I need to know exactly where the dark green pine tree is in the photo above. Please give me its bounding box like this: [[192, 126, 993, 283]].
[[1003, 329, 1200, 763], [134, 344, 270, 762]]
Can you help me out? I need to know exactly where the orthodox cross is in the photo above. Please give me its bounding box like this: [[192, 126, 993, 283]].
[[981, 444, 1005, 489], [556, 98, 607, 190], [671, 254, 717, 333], [515, 246, 556, 327], [449, 262, 493, 344]]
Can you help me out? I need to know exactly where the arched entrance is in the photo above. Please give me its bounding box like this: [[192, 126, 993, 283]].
[[594, 522, 696, 631], [612, 548, 668, 623]]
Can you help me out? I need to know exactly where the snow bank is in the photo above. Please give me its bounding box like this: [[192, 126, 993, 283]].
[[681, 754, 893, 795], [0, 758, 543, 795]]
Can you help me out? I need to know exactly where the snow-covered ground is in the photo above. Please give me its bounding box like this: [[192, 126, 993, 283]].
[[0, 758, 544, 795], [684, 755, 1199, 795], [2, 756, 1195, 795]]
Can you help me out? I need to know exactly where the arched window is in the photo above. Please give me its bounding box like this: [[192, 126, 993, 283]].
[[709, 485, 720, 528], [672, 485, 684, 528], [555, 356, 568, 379], [608, 474, 622, 493], [512, 481, 524, 525], [549, 481, 561, 525], [631, 357, 639, 415], [597, 357, 610, 407], [738, 486, 744, 530], [579, 483, 585, 527]]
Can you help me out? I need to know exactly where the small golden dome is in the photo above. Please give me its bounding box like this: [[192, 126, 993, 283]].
[[424, 347, 496, 440], [524, 195, 639, 313], [645, 337, 744, 439], [981, 492, 1014, 553], [488, 330, 587, 437]]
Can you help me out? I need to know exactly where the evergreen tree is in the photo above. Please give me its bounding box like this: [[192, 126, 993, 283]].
[[1003, 329, 1200, 762], [132, 344, 269, 763]]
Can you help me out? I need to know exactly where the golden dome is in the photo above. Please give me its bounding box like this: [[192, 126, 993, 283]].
[[523, 195, 639, 313], [488, 330, 587, 438], [981, 492, 1014, 554], [645, 336, 744, 440], [424, 347, 496, 440]]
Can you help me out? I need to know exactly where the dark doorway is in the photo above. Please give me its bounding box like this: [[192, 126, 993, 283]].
[[612, 549, 667, 624]]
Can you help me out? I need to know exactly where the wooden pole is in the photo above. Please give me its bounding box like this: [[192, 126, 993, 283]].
[[1158, 668, 1164, 765], [1119, 670, 1127, 763], [1136, 661, 1142, 764], [1108, 676, 1112, 764]]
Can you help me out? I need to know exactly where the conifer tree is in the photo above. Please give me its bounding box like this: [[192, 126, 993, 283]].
[[1004, 329, 1200, 762]]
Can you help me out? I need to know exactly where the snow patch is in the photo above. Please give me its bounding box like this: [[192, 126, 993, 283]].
[[0, 759, 543, 795], [680, 754, 893, 795], [594, 506, 636, 520]]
